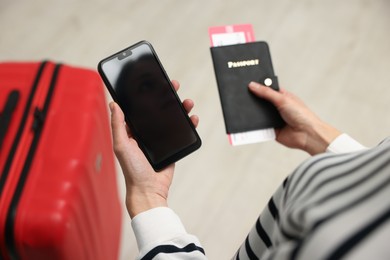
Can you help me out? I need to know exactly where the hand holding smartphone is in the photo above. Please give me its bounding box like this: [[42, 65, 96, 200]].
[[98, 41, 201, 171]]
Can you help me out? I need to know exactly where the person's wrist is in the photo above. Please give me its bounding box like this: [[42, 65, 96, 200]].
[[305, 121, 342, 155], [126, 190, 168, 218]]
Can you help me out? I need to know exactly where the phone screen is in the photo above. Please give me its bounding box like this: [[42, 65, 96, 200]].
[[98, 41, 201, 170]]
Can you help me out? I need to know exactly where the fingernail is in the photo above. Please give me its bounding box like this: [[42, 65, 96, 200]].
[[249, 81, 261, 89], [109, 102, 115, 113]]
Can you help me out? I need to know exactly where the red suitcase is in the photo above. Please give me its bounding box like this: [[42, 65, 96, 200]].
[[0, 61, 122, 260]]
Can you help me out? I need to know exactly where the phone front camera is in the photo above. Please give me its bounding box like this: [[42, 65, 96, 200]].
[[118, 50, 131, 60]]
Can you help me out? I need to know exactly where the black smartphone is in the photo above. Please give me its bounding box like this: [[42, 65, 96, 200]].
[[98, 41, 201, 171]]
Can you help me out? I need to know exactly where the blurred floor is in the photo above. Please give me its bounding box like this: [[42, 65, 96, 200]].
[[1, 0, 390, 259]]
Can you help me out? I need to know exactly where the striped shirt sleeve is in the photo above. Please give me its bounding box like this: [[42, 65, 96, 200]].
[[234, 137, 390, 259], [130, 136, 389, 260]]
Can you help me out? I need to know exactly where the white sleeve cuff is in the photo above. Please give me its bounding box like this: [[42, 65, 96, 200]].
[[326, 133, 367, 153], [131, 207, 187, 252]]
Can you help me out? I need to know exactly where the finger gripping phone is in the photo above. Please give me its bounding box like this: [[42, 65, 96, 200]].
[[98, 41, 201, 171]]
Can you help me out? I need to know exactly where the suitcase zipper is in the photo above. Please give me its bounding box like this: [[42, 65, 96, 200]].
[[0, 91, 20, 150], [4, 63, 62, 260], [0, 61, 47, 196]]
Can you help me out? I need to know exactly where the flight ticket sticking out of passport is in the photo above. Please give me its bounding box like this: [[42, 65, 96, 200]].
[[208, 24, 284, 146]]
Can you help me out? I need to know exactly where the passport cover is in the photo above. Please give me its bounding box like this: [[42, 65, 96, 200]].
[[210, 41, 285, 134]]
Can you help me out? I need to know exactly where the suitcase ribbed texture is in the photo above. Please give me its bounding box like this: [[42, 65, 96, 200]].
[[0, 61, 121, 260]]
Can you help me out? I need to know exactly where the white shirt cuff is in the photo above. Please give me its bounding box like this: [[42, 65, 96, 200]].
[[131, 207, 187, 252], [326, 133, 367, 153]]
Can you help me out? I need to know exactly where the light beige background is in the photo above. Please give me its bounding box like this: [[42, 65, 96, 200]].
[[1, 0, 389, 259]]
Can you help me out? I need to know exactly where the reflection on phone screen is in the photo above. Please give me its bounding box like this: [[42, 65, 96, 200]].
[[101, 44, 198, 164]]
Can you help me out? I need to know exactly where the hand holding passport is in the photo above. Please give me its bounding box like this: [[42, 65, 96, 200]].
[[210, 41, 284, 134], [209, 24, 284, 145]]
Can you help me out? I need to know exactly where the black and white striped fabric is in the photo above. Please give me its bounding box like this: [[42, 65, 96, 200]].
[[234, 138, 390, 259]]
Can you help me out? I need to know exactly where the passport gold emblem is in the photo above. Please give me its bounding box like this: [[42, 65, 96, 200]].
[[227, 59, 259, 68]]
